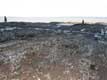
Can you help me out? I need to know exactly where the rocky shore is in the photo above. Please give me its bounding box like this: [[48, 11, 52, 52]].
[[0, 22, 107, 80]]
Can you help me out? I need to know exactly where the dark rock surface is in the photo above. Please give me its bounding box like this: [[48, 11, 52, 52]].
[[0, 22, 107, 80]]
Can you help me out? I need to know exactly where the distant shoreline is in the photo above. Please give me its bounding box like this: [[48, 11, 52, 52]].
[[0, 17, 107, 24]]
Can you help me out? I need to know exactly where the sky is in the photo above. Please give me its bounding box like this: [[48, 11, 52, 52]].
[[0, 0, 107, 22]]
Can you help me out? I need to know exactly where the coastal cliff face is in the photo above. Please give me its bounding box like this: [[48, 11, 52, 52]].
[[0, 22, 107, 80]]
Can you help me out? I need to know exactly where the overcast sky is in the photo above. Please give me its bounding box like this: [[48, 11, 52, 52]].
[[0, 0, 107, 17], [0, 0, 107, 22]]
